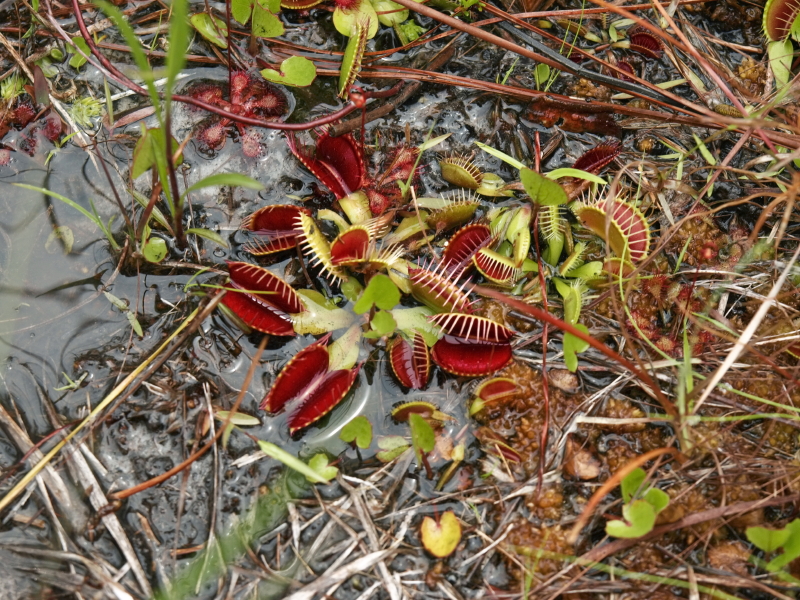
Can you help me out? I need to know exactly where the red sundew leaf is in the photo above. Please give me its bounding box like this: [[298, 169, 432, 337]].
[[286, 133, 351, 198], [230, 71, 252, 103], [764, 0, 800, 41], [221, 290, 295, 336], [316, 132, 364, 194], [628, 27, 663, 59], [572, 139, 622, 174], [288, 366, 360, 433], [227, 261, 304, 314], [261, 340, 330, 412], [389, 332, 430, 389], [380, 145, 420, 184], [475, 377, 518, 402], [330, 226, 370, 266], [409, 266, 473, 314], [442, 223, 493, 270], [431, 337, 513, 377], [429, 313, 514, 344]]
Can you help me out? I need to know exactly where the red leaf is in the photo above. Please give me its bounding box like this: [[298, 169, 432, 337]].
[[431, 337, 512, 377], [389, 333, 430, 389], [288, 367, 360, 433], [316, 132, 364, 194], [227, 261, 304, 314], [628, 27, 663, 59], [572, 139, 622, 174], [287, 133, 351, 198], [442, 224, 493, 270], [242, 205, 310, 255], [475, 377, 518, 402], [261, 340, 330, 412], [429, 313, 514, 344], [330, 227, 370, 266], [221, 291, 295, 337]]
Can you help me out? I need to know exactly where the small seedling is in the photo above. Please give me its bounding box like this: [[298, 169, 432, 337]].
[[340, 415, 373, 449], [420, 510, 461, 558], [53, 371, 88, 392], [257, 440, 334, 484], [605, 467, 669, 539], [306, 454, 339, 483], [261, 56, 317, 87], [746, 519, 800, 572], [104, 291, 143, 337], [409, 412, 435, 477]]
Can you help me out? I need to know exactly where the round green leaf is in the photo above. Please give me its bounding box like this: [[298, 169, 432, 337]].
[[420, 511, 461, 558], [143, 237, 168, 263], [261, 56, 317, 87], [521, 167, 568, 206], [190, 13, 228, 49], [340, 416, 373, 449], [252, 5, 284, 38], [605, 499, 657, 539]]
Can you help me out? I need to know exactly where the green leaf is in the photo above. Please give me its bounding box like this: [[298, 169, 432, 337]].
[[546, 168, 607, 185], [533, 63, 550, 88], [340, 278, 364, 302], [190, 13, 228, 49], [186, 227, 229, 248], [14, 184, 103, 230], [475, 141, 526, 170], [183, 172, 264, 198], [409, 413, 435, 454], [692, 133, 717, 166], [143, 236, 168, 263], [644, 487, 670, 515], [126, 311, 143, 337], [257, 440, 329, 483], [251, 5, 284, 38], [621, 467, 647, 503], [231, 0, 253, 24], [521, 168, 568, 206], [95, 0, 160, 112], [364, 309, 396, 339], [215, 410, 260, 426], [746, 525, 792, 553], [373, 0, 408, 26], [563, 325, 590, 373], [353, 274, 401, 314], [340, 416, 372, 449], [327, 323, 361, 371], [166, 0, 189, 99], [391, 307, 438, 346], [376, 435, 411, 462], [132, 128, 183, 179], [104, 291, 128, 311], [768, 39, 793, 89], [766, 520, 800, 570], [306, 454, 338, 483], [68, 37, 90, 69], [553, 278, 582, 325], [258, 0, 281, 13], [605, 499, 657, 538], [260, 56, 317, 87]]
